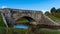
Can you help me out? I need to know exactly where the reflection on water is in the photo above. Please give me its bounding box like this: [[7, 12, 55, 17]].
[[14, 24, 29, 29]]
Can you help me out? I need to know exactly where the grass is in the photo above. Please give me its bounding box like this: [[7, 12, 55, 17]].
[[0, 13, 6, 27], [0, 27, 31, 34], [46, 14, 60, 22], [0, 27, 7, 34], [39, 28, 60, 34], [6, 28, 26, 34], [16, 18, 29, 24], [0, 27, 60, 34]]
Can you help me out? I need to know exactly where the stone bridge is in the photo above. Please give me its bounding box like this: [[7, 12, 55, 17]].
[[0, 8, 60, 28]]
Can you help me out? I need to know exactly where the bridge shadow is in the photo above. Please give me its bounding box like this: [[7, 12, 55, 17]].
[[13, 16, 36, 28], [15, 16, 36, 24]]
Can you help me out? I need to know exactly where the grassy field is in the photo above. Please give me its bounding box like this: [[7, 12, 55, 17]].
[[39, 28, 60, 34], [0, 27, 60, 34], [16, 18, 29, 24], [0, 27, 7, 34], [0, 13, 6, 27], [0, 27, 31, 34], [46, 14, 60, 22]]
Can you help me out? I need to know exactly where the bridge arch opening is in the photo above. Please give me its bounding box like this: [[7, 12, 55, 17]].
[[15, 16, 35, 24], [14, 16, 35, 28], [22, 16, 35, 22]]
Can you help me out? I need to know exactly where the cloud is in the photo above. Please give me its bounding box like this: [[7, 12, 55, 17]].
[[41, 10, 46, 14], [1, 6, 7, 8]]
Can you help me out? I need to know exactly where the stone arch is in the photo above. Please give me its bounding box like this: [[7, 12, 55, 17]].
[[15, 16, 36, 24], [22, 16, 35, 22]]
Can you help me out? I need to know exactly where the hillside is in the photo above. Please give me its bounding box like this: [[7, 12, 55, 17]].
[[0, 13, 6, 27], [45, 13, 60, 23]]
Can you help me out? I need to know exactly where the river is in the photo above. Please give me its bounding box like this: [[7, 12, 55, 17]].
[[14, 24, 29, 29]]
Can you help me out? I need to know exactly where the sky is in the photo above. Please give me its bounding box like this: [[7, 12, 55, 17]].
[[0, 0, 60, 12]]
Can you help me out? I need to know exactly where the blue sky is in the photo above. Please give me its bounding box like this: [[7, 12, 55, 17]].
[[0, 0, 60, 12]]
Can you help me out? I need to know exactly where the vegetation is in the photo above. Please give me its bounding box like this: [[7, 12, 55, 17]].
[[45, 11, 50, 15], [45, 7, 60, 22], [0, 27, 6, 34], [0, 27, 32, 34], [39, 28, 60, 34], [0, 13, 6, 27], [56, 8, 60, 13], [50, 7, 60, 17], [50, 7, 56, 14], [1, 27, 60, 34], [46, 13, 60, 22], [16, 18, 29, 24]]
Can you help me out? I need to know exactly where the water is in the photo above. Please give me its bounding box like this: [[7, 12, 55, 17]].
[[14, 24, 29, 29]]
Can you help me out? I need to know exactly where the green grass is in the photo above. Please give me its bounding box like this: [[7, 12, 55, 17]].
[[0, 27, 31, 34], [6, 28, 26, 34], [6, 28, 60, 34], [0, 13, 6, 27], [39, 28, 60, 34], [16, 18, 29, 24], [0, 27, 6, 34], [46, 14, 60, 22], [0, 27, 60, 34]]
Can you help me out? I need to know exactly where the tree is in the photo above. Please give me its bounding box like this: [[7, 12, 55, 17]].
[[45, 11, 50, 15], [55, 8, 60, 17], [50, 7, 56, 14], [56, 8, 60, 13]]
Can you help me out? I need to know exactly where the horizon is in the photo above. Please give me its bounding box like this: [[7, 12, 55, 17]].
[[0, 0, 60, 13]]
